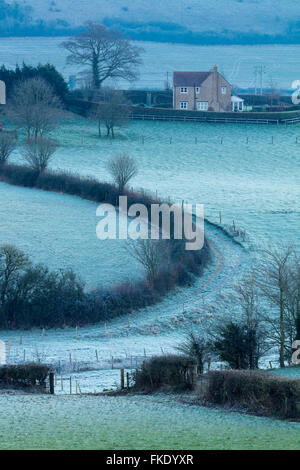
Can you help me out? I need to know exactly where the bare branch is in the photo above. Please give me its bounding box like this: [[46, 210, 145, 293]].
[[61, 22, 143, 89], [22, 136, 58, 173], [106, 152, 138, 193], [0, 132, 17, 166], [9, 77, 62, 140]]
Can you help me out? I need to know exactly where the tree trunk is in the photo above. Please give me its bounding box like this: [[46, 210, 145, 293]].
[[279, 287, 285, 367], [92, 53, 100, 89]]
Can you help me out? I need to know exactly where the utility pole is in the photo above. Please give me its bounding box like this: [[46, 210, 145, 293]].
[[254, 65, 266, 96], [254, 67, 258, 95]]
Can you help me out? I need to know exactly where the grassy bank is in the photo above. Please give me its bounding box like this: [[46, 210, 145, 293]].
[[0, 163, 210, 329]]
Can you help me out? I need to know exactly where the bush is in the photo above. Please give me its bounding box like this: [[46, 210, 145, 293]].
[[212, 320, 265, 370], [133, 355, 197, 391], [0, 363, 50, 388], [204, 370, 300, 419]]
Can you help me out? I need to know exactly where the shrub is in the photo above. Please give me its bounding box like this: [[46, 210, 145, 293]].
[[204, 370, 300, 419], [22, 137, 58, 173], [133, 355, 197, 391], [212, 320, 265, 370], [177, 332, 210, 374], [0, 363, 50, 388], [0, 132, 17, 167]]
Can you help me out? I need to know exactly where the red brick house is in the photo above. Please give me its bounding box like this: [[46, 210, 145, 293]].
[[173, 66, 232, 112]]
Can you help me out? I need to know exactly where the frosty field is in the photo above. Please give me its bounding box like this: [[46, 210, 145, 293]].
[[1, 104, 300, 449], [0, 181, 143, 289], [0, 393, 299, 450], [1, 114, 299, 379], [10, 115, 300, 250]]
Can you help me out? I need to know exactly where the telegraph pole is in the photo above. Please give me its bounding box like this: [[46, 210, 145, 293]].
[[254, 65, 266, 95]]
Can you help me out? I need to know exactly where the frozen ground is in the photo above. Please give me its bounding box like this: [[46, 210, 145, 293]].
[[0, 393, 299, 450], [1, 109, 299, 450], [1, 116, 299, 392], [0, 181, 143, 289], [11, 116, 300, 250], [0, 218, 249, 393]]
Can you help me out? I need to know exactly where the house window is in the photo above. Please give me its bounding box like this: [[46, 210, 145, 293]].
[[221, 86, 227, 95], [180, 102, 188, 109], [180, 87, 188, 93], [195, 87, 200, 94], [197, 101, 208, 111]]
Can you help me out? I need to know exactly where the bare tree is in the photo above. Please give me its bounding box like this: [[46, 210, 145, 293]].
[[0, 244, 30, 308], [90, 90, 131, 138], [61, 22, 143, 89], [234, 275, 269, 369], [280, 254, 300, 353], [127, 239, 166, 284], [107, 153, 137, 193], [9, 77, 62, 140], [176, 332, 210, 374], [0, 132, 17, 166], [22, 136, 58, 173], [256, 246, 294, 367]]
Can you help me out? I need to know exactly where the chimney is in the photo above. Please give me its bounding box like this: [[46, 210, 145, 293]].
[[213, 65, 218, 73]]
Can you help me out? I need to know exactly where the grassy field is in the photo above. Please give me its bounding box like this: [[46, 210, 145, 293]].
[[0, 393, 299, 450]]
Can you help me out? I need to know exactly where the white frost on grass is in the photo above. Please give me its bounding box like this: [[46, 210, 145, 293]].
[[0, 181, 143, 289], [0, 394, 299, 450]]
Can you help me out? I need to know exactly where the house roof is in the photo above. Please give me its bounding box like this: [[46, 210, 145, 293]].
[[173, 71, 211, 87]]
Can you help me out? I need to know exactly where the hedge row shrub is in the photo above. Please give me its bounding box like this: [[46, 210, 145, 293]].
[[133, 355, 197, 391], [0, 363, 50, 388], [65, 98, 300, 121], [204, 370, 300, 419], [0, 163, 157, 211]]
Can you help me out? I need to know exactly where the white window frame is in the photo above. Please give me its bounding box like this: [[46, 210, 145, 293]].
[[221, 86, 227, 95], [180, 87, 188, 93], [197, 101, 208, 111], [180, 102, 188, 110], [195, 87, 200, 94]]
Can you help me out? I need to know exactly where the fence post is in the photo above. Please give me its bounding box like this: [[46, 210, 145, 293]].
[[120, 368, 125, 389], [126, 372, 130, 389], [49, 372, 55, 395]]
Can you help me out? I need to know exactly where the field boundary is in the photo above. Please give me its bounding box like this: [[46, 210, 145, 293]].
[[65, 98, 300, 125]]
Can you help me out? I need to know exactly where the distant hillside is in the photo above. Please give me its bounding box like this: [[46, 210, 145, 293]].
[[1, 0, 300, 44]]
